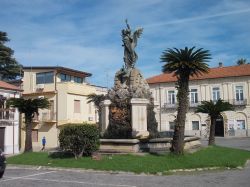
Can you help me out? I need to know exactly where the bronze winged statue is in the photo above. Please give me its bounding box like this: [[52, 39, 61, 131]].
[[122, 19, 143, 70]]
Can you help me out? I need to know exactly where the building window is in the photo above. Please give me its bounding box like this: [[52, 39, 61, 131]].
[[169, 121, 175, 130], [192, 121, 199, 130], [190, 89, 198, 104], [60, 73, 71, 82], [168, 90, 176, 104], [32, 130, 38, 142], [74, 100, 80, 113], [36, 72, 54, 84], [236, 120, 245, 130], [212, 87, 220, 101], [235, 86, 244, 101], [74, 76, 83, 83]]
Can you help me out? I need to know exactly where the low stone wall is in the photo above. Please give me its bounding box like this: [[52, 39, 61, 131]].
[[99, 137, 201, 153], [100, 139, 140, 153]]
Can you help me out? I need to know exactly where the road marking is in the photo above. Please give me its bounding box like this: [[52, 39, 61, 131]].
[[0, 171, 57, 182], [13, 177, 137, 187]]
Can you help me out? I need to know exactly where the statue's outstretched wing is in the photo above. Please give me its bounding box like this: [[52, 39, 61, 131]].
[[133, 28, 143, 47]]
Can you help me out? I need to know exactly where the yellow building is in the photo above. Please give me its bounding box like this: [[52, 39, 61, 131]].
[[147, 64, 250, 138], [21, 66, 107, 151]]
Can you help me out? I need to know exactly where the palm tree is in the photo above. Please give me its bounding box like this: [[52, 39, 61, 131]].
[[87, 93, 105, 128], [161, 47, 210, 154], [196, 99, 233, 145], [7, 98, 50, 152], [236, 58, 247, 65]]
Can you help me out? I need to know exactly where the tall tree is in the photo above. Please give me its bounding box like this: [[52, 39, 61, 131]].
[[196, 99, 233, 145], [7, 98, 50, 152], [87, 93, 105, 128], [236, 58, 247, 65], [0, 31, 23, 80], [161, 47, 210, 154]]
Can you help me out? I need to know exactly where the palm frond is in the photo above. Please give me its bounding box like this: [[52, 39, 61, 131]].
[[161, 46, 211, 78], [7, 97, 50, 115], [196, 99, 234, 117], [87, 93, 105, 107]]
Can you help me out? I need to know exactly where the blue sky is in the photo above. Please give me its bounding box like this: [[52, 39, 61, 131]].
[[1, 0, 250, 87]]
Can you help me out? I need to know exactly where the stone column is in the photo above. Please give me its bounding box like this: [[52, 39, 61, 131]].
[[247, 81, 250, 105], [130, 98, 149, 138], [222, 83, 228, 101], [100, 100, 111, 134]]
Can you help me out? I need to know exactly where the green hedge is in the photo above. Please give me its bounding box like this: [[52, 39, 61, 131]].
[[59, 123, 100, 159]]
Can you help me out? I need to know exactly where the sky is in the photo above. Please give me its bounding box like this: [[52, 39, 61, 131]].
[[1, 0, 250, 87]]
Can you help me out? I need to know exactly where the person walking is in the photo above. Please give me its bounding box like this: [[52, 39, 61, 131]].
[[41, 136, 46, 151]]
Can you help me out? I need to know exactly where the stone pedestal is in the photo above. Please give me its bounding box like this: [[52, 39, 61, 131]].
[[100, 100, 111, 133], [131, 98, 149, 138]]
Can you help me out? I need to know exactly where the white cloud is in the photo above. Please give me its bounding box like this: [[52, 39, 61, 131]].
[[1, 0, 250, 86]]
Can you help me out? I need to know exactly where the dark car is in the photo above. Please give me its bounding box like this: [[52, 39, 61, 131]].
[[0, 149, 6, 178]]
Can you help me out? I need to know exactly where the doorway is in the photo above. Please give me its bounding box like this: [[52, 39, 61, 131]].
[[0, 127, 5, 151], [215, 116, 224, 137]]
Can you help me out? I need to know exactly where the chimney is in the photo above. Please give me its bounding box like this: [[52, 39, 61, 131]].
[[218, 62, 223, 67]]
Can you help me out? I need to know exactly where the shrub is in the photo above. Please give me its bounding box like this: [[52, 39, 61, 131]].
[[59, 123, 100, 159]]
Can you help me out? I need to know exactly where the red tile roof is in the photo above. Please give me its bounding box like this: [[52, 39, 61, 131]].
[[0, 81, 22, 91], [147, 64, 250, 84]]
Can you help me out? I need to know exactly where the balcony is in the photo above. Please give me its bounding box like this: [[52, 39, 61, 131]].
[[32, 112, 56, 123], [231, 99, 247, 106], [42, 112, 56, 123], [189, 102, 201, 108], [163, 101, 201, 109], [163, 102, 177, 109], [0, 109, 15, 126]]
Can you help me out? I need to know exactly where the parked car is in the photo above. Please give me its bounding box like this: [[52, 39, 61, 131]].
[[0, 149, 6, 178]]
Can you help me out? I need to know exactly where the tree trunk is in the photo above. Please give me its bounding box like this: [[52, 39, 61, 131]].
[[171, 77, 189, 154], [24, 115, 33, 152], [98, 107, 102, 130], [208, 117, 216, 145]]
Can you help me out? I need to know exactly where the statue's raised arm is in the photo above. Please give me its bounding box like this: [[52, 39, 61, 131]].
[[122, 20, 143, 70]]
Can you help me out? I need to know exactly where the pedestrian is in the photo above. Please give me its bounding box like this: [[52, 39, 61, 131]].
[[41, 136, 46, 151]]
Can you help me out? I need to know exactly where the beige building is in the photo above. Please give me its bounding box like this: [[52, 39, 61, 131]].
[[21, 66, 107, 150], [147, 64, 250, 138]]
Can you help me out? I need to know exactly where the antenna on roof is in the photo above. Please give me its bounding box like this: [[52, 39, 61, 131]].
[[105, 69, 110, 88]]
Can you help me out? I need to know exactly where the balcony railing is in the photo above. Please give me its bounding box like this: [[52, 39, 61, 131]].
[[189, 102, 201, 108], [230, 99, 247, 106], [0, 109, 15, 126], [0, 109, 15, 120], [32, 112, 56, 123], [161, 99, 248, 110], [163, 102, 201, 109], [42, 112, 56, 122], [163, 102, 177, 109]]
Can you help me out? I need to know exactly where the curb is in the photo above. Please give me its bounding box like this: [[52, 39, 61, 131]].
[[6, 164, 144, 176]]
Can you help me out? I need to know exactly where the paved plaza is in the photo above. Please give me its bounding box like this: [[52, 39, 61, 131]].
[[201, 137, 250, 151], [1, 137, 250, 187], [0, 164, 250, 187]]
